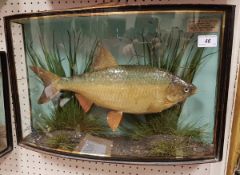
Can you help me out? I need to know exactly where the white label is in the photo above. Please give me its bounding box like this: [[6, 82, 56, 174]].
[[77, 134, 112, 156], [197, 35, 218, 48], [81, 140, 107, 155]]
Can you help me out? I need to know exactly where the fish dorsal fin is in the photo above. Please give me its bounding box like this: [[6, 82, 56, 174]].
[[75, 94, 93, 112], [92, 47, 118, 71], [107, 111, 123, 131]]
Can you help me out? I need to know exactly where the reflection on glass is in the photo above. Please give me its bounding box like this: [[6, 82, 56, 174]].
[[9, 7, 229, 162], [0, 59, 7, 153]]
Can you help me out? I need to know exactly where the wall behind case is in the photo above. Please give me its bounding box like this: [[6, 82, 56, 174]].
[[0, 0, 239, 175]]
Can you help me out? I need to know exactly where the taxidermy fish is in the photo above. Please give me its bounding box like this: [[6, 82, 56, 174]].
[[30, 47, 196, 131]]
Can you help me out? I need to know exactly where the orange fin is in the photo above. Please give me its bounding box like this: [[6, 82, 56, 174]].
[[92, 47, 118, 71], [75, 94, 93, 112], [107, 111, 123, 131]]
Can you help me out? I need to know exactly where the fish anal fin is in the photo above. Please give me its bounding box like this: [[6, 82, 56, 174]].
[[92, 47, 118, 71], [107, 111, 123, 131], [75, 94, 93, 112]]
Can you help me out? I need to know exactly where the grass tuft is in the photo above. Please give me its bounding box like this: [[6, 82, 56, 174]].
[[33, 99, 107, 135], [26, 32, 66, 77], [46, 133, 76, 151]]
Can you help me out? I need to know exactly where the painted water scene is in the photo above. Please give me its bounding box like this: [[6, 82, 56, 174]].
[[10, 6, 228, 161]]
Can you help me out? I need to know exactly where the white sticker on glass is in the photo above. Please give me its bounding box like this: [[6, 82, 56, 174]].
[[197, 35, 218, 48]]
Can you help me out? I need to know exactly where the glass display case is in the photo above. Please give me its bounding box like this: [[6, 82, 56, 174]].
[[0, 52, 12, 157], [4, 4, 235, 163]]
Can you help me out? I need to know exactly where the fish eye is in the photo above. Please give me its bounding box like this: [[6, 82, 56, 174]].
[[183, 87, 190, 93]]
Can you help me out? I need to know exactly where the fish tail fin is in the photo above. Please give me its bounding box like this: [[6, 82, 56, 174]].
[[30, 66, 61, 104]]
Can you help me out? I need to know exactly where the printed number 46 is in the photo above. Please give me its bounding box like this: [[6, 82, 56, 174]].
[[205, 38, 211, 43]]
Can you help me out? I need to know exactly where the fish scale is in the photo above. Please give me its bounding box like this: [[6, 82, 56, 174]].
[[74, 66, 172, 85]]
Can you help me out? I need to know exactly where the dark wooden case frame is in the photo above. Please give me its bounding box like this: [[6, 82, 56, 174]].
[[3, 4, 235, 164], [0, 52, 13, 157]]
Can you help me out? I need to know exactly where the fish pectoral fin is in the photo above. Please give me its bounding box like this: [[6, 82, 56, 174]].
[[75, 94, 93, 112], [107, 111, 123, 132], [92, 47, 118, 71], [164, 97, 175, 107]]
